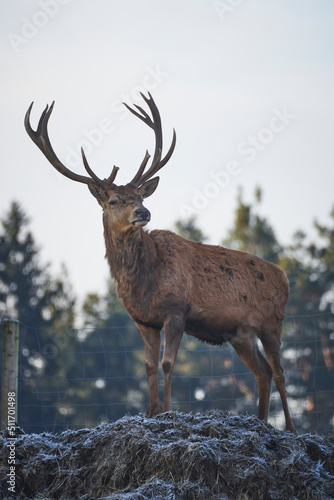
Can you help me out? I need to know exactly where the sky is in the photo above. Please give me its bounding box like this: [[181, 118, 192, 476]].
[[1, 0, 334, 306]]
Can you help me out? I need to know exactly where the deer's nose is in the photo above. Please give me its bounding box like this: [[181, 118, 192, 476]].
[[135, 208, 150, 221]]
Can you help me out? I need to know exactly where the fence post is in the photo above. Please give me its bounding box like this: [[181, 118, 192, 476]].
[[1, 320, 19, 431]]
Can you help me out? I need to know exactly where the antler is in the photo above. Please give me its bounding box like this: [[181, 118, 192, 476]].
[[25, 94, 175, 194], [24, 101, 119, 190], [124, 92, 176, 187]]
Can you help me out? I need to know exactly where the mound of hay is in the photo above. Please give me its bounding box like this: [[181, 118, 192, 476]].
[[1, 411, 333, 499]]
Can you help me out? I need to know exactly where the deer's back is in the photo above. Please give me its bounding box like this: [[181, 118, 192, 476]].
[[149, 230, 289, 343]]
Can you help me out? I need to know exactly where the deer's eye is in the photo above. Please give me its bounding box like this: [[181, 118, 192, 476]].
[[109, 200, 117, 206]]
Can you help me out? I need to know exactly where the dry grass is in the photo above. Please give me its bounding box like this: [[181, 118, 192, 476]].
[[1, 411, 334, 499]]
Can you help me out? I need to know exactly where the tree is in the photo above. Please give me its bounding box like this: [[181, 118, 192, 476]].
[[280, 210, 334, 433], [223, 187, 282, 263], [220, 189, 334, 432], [174, 216, 207, 242], [0, 201, 76, 433], [0, 201, 75, 327]]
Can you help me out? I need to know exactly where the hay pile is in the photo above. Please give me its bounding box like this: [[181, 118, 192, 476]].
[[1, 411, 334, 499]]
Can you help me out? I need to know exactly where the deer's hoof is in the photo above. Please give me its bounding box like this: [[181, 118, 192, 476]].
[[146, 406, 161, 417]]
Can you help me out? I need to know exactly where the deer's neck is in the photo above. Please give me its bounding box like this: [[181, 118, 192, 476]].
[[103, 219, 156, 298]]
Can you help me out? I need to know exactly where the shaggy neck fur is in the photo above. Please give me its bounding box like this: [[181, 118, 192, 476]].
[[103, 216, 157, 299]]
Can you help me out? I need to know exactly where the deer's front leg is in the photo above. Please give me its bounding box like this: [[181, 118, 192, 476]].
[[136, 324, 161, 417], [161, 315, 184, 413]]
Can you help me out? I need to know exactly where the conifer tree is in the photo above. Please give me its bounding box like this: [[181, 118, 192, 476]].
[[0, 201, 75, 327], [0, 201, 76, 432]]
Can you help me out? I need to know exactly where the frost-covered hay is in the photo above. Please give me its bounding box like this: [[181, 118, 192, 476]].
[[1, 411, 334, 499]]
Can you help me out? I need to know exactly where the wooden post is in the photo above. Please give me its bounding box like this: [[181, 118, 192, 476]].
[[1, 320, 19, 430]]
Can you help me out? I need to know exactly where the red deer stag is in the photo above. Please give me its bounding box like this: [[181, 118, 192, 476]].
[[25, 93, 296, 432]]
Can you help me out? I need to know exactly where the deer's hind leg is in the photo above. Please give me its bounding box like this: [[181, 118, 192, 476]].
[[230, 329, 273, 422], [259, 330, 296, 433]]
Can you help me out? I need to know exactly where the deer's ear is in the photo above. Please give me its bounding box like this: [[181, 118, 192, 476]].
[[87, 182, 108, 204], [138, 177, 159, 198]]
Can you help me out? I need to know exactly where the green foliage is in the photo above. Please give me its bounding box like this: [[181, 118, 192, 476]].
[[223, 187, 281, 263], [0, 201, 76, 432], [220, 188, 334, 432], [174, 216, 207, 242], [0, 201, 75, 327], [280, 210, 334, 432]]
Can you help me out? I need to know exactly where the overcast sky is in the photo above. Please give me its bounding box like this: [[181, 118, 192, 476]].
[[1, 0, 334, 305]]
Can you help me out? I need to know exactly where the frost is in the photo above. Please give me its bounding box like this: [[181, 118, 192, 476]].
[[0, 411, 333, 499]]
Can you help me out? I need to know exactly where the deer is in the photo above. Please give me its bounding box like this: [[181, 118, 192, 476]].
[[25, 93, 296, 433]]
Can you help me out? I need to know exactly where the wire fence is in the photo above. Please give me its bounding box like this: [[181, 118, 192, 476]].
[[1, 313, 334, 434]]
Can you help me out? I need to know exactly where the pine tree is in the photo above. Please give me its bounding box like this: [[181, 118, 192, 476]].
[[223, 187, 282, 263], [174, 216, 207, 242], [0, 201, 75, 327], [0, 201, 76, 432], [280, 209, 334, 432], [218, 189, 334, 432]]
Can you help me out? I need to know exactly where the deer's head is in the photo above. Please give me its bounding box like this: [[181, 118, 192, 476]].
[[25, 93, 176, 233]]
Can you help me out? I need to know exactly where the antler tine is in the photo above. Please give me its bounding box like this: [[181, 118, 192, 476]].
[[81, 146, 120, 189], [125, 93, 176, 187], [105, 165, 120, 187], [137, 128, 177, 185], [81, 148, 109, 189], [139, 92, 163, 167], [24, 101, 45, 140], [123, 102, 152, 126], [25, 102, 92, 185], [130, 151, 151, 186]]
